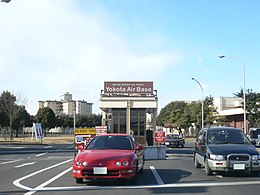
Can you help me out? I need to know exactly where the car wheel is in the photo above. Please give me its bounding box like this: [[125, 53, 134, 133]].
[[251, 171, 260, 177], [194, 155, 201, 168], [76, 178, 83, 184], [205, 158, 213, 175]]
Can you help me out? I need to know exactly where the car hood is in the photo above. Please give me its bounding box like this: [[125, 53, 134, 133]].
[[76, 150, 135, 161], [208, 144, 259, 155]]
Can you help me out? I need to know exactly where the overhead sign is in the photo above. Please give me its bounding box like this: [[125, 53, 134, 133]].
[[74, 128, 96, 135], [104, 81, 153, 95], [33, 123, 43, 140], [154, 131, 166, 143]]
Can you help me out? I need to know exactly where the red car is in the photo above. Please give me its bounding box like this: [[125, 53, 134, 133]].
[[72, 134, 144, 183]]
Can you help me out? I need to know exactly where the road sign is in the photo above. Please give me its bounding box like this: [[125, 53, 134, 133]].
[[154, 131, 165, 143]]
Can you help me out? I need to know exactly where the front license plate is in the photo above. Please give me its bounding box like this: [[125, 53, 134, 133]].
[[93, 167, 107, 174], [165, 142, 169, 145], [233, 164, 245, 170]]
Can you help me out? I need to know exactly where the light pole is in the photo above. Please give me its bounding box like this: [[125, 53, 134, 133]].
[[219, 55, 247, 135], [192, 78, 204, 129]]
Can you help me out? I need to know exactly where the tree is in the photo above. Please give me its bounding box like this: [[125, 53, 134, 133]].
[[204, 96, 226, 126], [34, 107, 56, 136], [234, 89, 260, 127], [0, 91, 21, 139], [12, 106, 33, 137], [156, 97, 223, 134]]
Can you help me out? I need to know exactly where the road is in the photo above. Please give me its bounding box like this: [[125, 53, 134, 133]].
[[1, 141, 260, 195]]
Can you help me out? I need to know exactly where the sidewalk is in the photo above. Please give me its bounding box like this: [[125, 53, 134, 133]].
[[0, 136, 74, 145]]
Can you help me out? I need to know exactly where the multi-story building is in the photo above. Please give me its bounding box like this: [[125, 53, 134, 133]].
[[38, 92, 93, 116], [214, 96, 248, 133]]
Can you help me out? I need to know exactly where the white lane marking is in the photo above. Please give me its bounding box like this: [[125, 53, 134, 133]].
[[67, 146, 74, 149], [0, 146, 26, 149], [36, 153, 46, 157], [24, 167, 72, 195], [44, 146, 53, 149], [15, 162, 35, 168], [27, 180, 260, 192], [48, 156, 72, 159], [13, 159, 73, 191], [150, 166, 164, 185], [1, 159, 22, 165]]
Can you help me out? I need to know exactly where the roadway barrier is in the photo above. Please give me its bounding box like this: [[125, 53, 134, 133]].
[[144, 146, 166, 160]]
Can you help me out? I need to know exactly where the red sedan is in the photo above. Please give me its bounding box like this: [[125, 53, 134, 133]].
[[72, 134, 144, 183]]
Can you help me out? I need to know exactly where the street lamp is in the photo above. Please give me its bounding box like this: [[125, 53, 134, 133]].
[[219, 55, 247, 135], [192, 78, 204, 129]]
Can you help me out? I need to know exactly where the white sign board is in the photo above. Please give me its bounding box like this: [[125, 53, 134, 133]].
[[33, 123, 43, 140]]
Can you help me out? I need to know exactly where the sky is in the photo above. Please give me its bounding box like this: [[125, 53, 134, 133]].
[[0, 0, 260, 115]]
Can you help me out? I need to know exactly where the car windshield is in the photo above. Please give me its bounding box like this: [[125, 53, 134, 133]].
[[207, 129, 250, 145], [166, 134, 180, 139], [86, 135, 134, 150]]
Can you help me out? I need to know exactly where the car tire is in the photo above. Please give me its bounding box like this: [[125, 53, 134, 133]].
[[76, 178, 83, 184], [194, 155, 201, 168], [251, 171, 260, 177], [205, 158, 213, 175]]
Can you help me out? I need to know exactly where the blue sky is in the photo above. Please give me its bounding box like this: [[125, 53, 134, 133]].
[[0, 0, 260, 115]]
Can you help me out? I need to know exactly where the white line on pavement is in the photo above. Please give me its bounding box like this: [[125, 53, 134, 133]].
[[1, 159, 22, 165], [24, 167, 72, 195], [150, 166, 164, 185], [36, 153, 46, 157], [15, 162, 35, 168], [44, 146, 53, 149], [67, 146, 74, 149], [13, 159, 73, 191], [25, 180, 260, 192]]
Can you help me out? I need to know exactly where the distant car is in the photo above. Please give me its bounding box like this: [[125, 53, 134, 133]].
[[194, 126, 260, 176], [72, 134, 144, 183], [164, 134, 185, 148]]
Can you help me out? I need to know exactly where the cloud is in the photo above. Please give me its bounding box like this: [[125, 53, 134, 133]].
[[0, 0, 181, 114]]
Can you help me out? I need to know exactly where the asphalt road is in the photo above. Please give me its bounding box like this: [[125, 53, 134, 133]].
[[1, 141, 260, 195]]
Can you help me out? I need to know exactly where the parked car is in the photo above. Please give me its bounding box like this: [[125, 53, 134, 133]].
[[249, 128, 260, 147], [194, 126, 260, 176], [164, 133, 185, 148], [72, 134, 144, 183]]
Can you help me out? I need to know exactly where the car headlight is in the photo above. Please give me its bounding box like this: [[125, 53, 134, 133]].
[[115, 161, 129, 166], [210, 154, 224, 161], [122, 161, 129, 166], [82, 161, 88, 166], [251, 155, 259, 161], [76, 161, 88, 166]]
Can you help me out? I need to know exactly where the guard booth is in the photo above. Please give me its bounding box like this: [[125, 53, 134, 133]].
[[99, 81, 158, 145]]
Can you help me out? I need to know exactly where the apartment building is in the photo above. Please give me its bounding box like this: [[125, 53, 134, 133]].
[[39, 92, 93, 116]]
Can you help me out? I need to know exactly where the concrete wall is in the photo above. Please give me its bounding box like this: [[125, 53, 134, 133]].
[[144, 146, 166, 160]]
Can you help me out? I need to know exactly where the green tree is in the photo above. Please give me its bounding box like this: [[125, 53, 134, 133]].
[[234, 88, 260, 127], [0, 91, 21, 139], [12, 106, 33, 137], [34, 107, 56, 136], [157, 97, 223, 133], [204, 96, 226, 126]]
